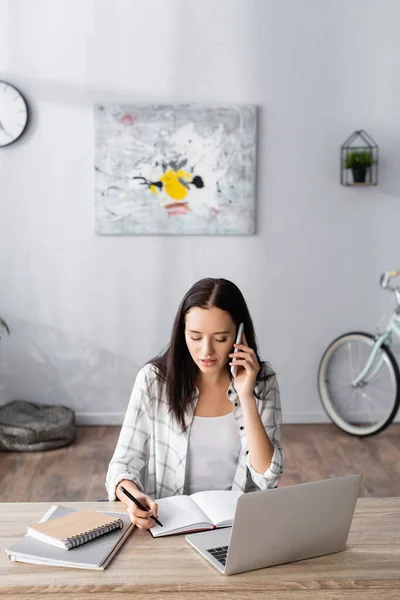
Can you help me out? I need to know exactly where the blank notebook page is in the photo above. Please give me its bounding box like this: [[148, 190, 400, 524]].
[[151, 496, 211, 535], [189, 490, 242, 526]]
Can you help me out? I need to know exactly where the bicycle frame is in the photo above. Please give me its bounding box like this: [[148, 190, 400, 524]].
[[352, 311, 400, 386]]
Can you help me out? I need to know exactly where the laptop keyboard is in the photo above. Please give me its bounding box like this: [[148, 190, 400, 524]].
[[207, 545, 229, 566]]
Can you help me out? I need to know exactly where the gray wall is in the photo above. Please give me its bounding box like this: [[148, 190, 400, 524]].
[[1, 0, 400, 424]]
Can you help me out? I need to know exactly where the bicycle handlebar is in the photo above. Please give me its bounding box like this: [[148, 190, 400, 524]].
[[380, 271, 400, 290]]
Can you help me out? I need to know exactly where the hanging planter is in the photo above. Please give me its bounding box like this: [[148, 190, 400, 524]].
[[341, 130, 378, 186]]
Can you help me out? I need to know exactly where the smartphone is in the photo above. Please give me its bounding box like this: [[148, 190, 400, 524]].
[[230, 322, 244, 378]]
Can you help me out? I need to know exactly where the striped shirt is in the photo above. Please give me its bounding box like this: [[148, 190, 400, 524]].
[[105, 363, 284, 501]]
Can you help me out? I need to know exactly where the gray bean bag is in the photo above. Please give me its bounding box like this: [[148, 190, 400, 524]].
[[0, 400, 76, 451]]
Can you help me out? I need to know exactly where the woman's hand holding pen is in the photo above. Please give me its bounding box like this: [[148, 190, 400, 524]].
[[124, 490, 159, 530]]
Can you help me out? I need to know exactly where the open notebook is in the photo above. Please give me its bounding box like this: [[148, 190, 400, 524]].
[[5, 505, 134, 570], [150, 490, 242, 537]]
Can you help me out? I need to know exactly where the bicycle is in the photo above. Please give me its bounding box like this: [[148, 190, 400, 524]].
[[318, 271, 400, 437]]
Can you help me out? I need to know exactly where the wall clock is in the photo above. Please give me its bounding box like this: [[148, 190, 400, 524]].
[[0, 81, 29, 147]]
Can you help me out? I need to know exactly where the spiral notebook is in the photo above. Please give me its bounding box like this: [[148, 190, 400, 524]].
[[5, 506, 134, 570], [27, 507, 123, 550]]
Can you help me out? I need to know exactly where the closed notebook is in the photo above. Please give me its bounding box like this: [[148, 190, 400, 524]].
[[150, 490, 242, 537], [5, 506, 134, 570], [27, 508, 124, 549]]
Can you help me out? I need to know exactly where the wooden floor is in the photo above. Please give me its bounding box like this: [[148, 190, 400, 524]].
[[0, 424, 399, 502]]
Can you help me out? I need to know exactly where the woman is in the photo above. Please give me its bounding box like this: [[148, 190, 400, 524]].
[[105, 278, 284, 529]]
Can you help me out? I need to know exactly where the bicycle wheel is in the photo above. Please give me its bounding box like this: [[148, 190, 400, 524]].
[[318, 332, 400, 436]]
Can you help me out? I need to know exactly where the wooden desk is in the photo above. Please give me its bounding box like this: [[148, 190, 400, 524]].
[[0, 499, 399, 600]]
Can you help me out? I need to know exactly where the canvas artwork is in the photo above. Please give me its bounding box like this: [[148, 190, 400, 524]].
[[94, 104, 256, 235]]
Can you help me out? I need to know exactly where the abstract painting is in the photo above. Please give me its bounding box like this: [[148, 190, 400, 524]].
[[94, 104, 256, 235]]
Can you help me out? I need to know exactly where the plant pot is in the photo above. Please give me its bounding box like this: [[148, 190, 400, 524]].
[[352, 167, 367, 183]]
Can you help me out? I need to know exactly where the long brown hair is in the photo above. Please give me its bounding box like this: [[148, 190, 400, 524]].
[[149, 278, 273, 430]]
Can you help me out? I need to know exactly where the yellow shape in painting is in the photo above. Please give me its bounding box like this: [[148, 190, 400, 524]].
[[149, 184, 157, 194], [160, 168, 192, 201]]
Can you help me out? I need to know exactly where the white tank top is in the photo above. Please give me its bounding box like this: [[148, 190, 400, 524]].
[[183, 412, 241, 495]]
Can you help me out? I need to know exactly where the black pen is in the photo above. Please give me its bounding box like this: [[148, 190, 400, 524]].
[[119, 485, 163, 527]]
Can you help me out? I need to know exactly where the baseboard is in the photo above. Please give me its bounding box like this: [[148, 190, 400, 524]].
[[75, 411, 348, 426], [283, 411, 335, 424], [76, 412, 127, 425]]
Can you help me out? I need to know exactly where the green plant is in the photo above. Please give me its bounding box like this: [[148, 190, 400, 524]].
[[344, 149, 374, 169], [0, 317, 9, 340]]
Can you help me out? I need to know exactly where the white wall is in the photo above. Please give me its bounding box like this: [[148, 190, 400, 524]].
[[1, 0, 400, 424]]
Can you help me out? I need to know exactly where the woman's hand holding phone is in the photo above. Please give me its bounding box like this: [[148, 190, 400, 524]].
[[229, 324, 260, 400], [230, 323, 244, 378]]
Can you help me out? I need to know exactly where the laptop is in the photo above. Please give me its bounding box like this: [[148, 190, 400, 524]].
[[185, 474, 361, 576]]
